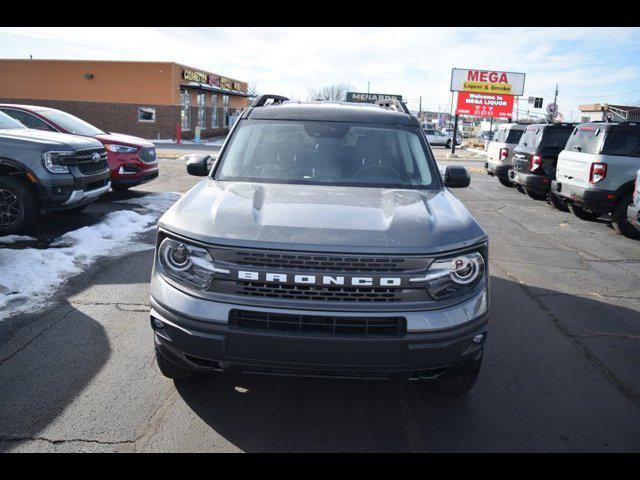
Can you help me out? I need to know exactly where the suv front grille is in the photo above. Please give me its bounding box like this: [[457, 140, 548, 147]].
[[77, 159, 109, 175], [233, 251, 406, 272], [229, 309, 406, 337], [236, 281, 403, 302], [138, 147, 157, 163]]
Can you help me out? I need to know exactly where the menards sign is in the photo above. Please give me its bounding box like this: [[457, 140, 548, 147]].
[[450, 68, 526, 96]]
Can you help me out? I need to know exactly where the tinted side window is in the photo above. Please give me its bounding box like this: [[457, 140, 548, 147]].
[[1, 109, 56, 131], [602, 132, 640, 157]]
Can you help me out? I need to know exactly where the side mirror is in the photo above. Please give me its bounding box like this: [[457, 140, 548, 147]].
[[444, 165, 470, 188], [186, 154, 215, 176]]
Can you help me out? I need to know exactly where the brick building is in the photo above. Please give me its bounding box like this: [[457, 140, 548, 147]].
[[0, 59, 250, 140]]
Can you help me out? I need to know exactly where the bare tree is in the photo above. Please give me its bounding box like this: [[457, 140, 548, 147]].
[[307, 83, 354, 102], [247, 82, 259, 99]]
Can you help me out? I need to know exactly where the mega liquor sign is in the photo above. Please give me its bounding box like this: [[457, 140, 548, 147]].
[[450, 68, 525, 96], [456, 91, 514, 119]]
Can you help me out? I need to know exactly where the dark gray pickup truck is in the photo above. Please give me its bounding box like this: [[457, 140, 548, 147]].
[[0, 111, 110, 234], [149, 96, 489, 394]]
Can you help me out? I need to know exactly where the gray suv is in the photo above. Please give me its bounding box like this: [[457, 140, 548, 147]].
[[552, 122, 640, 239], [0, 111, 111, 234], [149, 96, 490, 394]]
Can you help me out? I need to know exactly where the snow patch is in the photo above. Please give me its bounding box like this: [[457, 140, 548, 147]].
[[0, 235, 37, 244], [0, 192, 181, 319]]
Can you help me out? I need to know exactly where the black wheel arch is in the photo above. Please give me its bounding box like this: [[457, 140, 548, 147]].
[[0, 157, 42, 199]]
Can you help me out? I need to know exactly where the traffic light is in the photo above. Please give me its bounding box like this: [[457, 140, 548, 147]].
[[534, 97, 543, 109]]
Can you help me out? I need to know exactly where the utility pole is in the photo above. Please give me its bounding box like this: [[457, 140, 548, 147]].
[[367, 81, 370, 94], [553, 83, 559, 107], [419, 96, 422, 121]]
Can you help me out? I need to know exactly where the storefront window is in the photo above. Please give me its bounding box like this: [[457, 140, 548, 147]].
[[211, 93, 218, 128], [197, 93, 206, 129], [180, 90, 191, 131], [223, 95, 230, 128]]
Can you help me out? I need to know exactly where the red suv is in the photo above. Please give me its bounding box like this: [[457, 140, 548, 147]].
[[0, 104, 159, 191]]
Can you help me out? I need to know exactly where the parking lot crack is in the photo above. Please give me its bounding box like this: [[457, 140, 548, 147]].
[[0, 305, 74, 367], [494, 264, 640, 406], [0, 434, 137, 446]]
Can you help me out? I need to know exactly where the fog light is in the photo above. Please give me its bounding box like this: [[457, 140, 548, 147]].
[[151, 317, 164, 329], [472, 334, 485, 345]]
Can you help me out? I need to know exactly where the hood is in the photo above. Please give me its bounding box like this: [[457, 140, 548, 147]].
[[94, 132, 154, 148], [159, 181, 487, 254], [0, 128, 103, 149]]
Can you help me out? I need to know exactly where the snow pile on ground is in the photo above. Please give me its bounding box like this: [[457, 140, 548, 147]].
[[0, 235, 37, 244], [0, 192, 181, 319]]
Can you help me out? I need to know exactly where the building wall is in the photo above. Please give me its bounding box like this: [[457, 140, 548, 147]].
[[0, 59, 176, 105], [0, 59, 249, 140]]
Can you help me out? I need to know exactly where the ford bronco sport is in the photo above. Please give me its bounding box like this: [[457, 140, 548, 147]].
[[485, 122, 526, 187], [508, 123, 574, 209], [0, 111, 111, 234], [150, 96, 489, 394], [552, 122, 640, 238]]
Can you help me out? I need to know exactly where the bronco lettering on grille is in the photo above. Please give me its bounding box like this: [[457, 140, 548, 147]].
[[237, 270, 402, 287]]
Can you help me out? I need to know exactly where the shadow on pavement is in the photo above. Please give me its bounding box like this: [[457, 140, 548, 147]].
[[174, 275, 640, 452], [0, 301, 110, 452]]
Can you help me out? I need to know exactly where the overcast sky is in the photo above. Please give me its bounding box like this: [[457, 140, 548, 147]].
[[1, 27, 640, 121]]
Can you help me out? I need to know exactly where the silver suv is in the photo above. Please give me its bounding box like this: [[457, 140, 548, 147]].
[[485, 123, 526, 187], [552, 122, 640, 239], [150, 96, 489, 394]]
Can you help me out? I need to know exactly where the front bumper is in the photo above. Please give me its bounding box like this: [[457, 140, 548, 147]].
[[628, 204, 640, 231], [551, 180, 616, 214], [149, 276, 489, 380], [39, 170, 111, 212], [111, 168, 159, 188], [508, 170, 551, 195]]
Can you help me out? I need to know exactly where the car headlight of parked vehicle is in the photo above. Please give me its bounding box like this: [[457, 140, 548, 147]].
[[158, 237, 219, 290], [104, 144, 139, 154], [42, 151, 73, 174], [424, 251, 485, 299]]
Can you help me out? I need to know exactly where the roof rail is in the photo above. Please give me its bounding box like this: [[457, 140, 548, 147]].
[[374, 98, 411, 115], [250, 94, 289, 107]]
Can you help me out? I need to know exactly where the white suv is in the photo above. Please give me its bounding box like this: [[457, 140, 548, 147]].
[[552, 122, 640, 239]]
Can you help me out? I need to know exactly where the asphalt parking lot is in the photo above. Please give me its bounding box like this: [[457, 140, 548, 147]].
[[1, 146, 639, 452]]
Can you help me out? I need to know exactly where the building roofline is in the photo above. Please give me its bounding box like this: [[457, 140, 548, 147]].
[[0, 58, 247, 87]]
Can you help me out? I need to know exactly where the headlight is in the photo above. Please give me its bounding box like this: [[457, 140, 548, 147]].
[[424, 252, 485, 299], [42, 151, 72, 174], [158, 237, 216, 289], [104, 144, 138, 153]]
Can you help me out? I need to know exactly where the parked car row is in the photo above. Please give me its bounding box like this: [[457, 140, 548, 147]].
[[485, 121, 640, 239], [0, 105, 158, 235]]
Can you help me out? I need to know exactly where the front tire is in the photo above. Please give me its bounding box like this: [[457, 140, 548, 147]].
[[569, 204, 601, 221], [430, 353, 483, 395], [0, 176, 38, 235], [611, 192, 640, 239], [155, 346, 203, 382], [446, 139, 451, 149]]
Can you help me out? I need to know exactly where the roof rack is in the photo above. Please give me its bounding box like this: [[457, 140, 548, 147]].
[[250, 94, 289, 107], [374, 98, 411, 115]]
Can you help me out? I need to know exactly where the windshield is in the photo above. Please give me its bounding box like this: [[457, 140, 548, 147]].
[[216, 120, 438, 189], [38, 110, 105, 136], [0, 111, 27, 130]]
